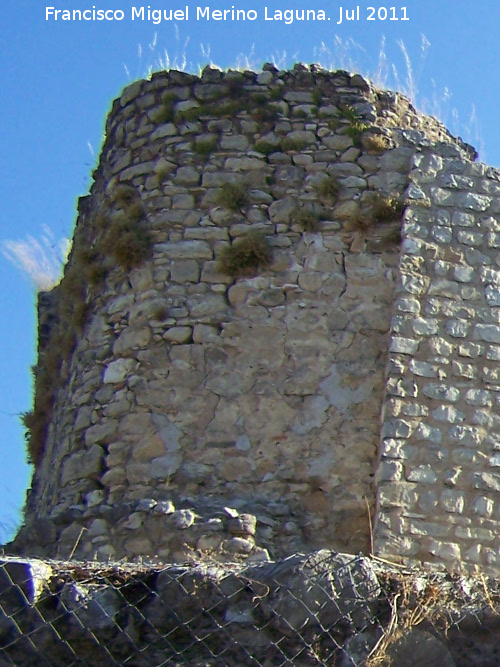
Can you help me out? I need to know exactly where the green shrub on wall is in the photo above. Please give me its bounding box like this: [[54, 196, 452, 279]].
[[369, 193, 405, 223], [316, 175, 341, 203], [23, 183, 152, 466], [295, 209, 323, 232], [216, 232, 272, 277], [100, 185, 152, 270], [215, 183, 249, 212]]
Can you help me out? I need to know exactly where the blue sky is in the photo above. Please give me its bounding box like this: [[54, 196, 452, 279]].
[[0, 0, 498, 541]]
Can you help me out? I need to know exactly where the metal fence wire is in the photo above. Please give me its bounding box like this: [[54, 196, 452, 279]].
[[1, 549, 500, 666]]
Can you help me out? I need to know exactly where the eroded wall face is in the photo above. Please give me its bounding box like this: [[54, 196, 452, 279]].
[[16, 66, 481, 567], [17, 66, 427, 562], [376, 150, 500, 574]]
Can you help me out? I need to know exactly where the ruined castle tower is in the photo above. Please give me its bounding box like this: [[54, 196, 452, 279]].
[[13, 65, 500, 574]]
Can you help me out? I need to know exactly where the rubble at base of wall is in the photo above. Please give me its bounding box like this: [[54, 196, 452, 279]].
[[0, 549, 499, 666]]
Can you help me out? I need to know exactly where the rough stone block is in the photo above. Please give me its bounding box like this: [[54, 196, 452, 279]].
[[456, 192, 491, 211], [103, 358, 136, 383], [385, 629, 456, 667], [422, 384, 460, 402], [113, 328, 151, 354], [170, 260, 201, 283], [412, 317, 439, 336], [486, 284, 500, 307], [486, 345, 500, 360], [427, 539, 461, 561], [163, 327, 193, 343], [407, 466, 437, 484], [452, 210, 477, 227], [156, 240, 213, 260], [465, 389, 492, 406], [61, 446, 104, 485], [409, 360, 439, 377], [449, 425, 484, 445], [458, 342, 483, 358], [0, 559, 53, 611], [432, 405, 465, 423], [150, 453, 183, 479], [483, 367, 500, 383], [415, 423, 442, 443], [376, 460, 403, 482], [472, 472, 500, 492], [457, 230, 483, 245], [473, 496, 494, 517], [440, 490, 465, 514], [451, 361, 478, 379], [389, 337, 419, 354]]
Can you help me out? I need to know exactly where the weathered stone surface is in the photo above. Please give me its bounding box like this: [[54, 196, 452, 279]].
[[4, 553, 500, 667], [155, 241, 213, 259], [0, 559, 53, 605], [61, 446, 104, 484], [227, 514, 257, 536], [18, 64, 499, 575], [113, 328, 151, 354], [386, 630, 456, 667], [150, 452, 183, 478], [163, 326, 192, 343], [103, 358, 136, 383], [268, 197, 297, 222]]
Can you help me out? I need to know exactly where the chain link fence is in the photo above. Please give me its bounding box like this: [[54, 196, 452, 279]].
[[1, 550, 499, 666]]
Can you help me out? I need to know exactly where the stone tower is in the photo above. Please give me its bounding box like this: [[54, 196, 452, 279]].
[[16, 65, 500, 573]]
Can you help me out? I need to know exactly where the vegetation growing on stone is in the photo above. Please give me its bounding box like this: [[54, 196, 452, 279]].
[[194, 135, 218, 156], [93, 211, 109, 230], [252, 105, 281, 122], [340, 103, 370, 143], [22, 183, 151, 466], [250, 92, 268, 107], [176, 105, 203, 122], [151, 304, 170, 322], [125, 201, 146, 222], [269, 86, 283, 101], [316, 175, 341, 202], [363, 133, 390, 153], [346, 212, 373, 233], [382, 226, 403, 247], [213, 100, 241, 117], [282, 136, 310, 151], [216, 232, 272, 277], [108, 223, 151, 270], [312, 87, 323, 107], [111, 184, 140, 207], [151, 81, 285, 127], [22, 268, 86, 466], [369, 193, 405, 222], [71, 302, 90, 330], [154, 162, 172, 187], [98, 184, 152, 270], [295, 208, 322, 233], [215, 182, 248, 211], [150, 91, 176, 123], [225, 76, 246, 98], [255, 138, 281, 155], [327, 117, 340, 130], [21, 409, 46, 466]]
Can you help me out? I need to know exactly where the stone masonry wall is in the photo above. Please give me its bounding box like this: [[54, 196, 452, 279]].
[[12, 64, 485, 571], [375, 147, 500, 575]]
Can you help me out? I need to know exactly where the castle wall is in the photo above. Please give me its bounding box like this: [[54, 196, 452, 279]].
[[15, 64, 493, 571], [376, 147, 500, 574]]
